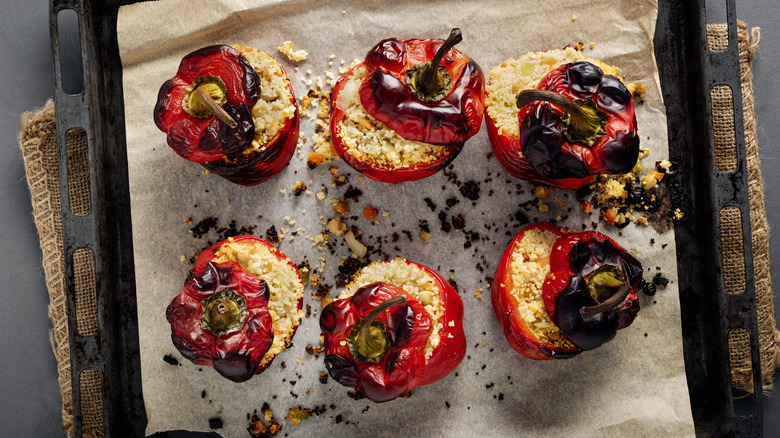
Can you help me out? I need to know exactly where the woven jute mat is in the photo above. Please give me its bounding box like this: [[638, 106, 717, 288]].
[[17, 20, 777, 436]]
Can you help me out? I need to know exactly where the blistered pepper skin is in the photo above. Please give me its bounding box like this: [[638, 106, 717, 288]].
[[487, 61, 638, 189], [166, 260, 274, 382], [155, 46, 298, 185], [543, 231, 642, 351], [194, 236, 303, 373], [330, 34, 484, 183], [154, 45, 260, 163], [359, 38, 485, 145], [320, 260, 466, 402], [491, 222, 582, 360]]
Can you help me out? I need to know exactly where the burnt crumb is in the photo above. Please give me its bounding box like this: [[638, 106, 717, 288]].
[[448, 277, 459, 292], [319, 372, 329, 384], [514, 210, 529, 225], [335, 415, 344, 423], [653, 273, 669, 287], [293, 181, 307, 196], [343, 186, 363, 201], [452, 214, 465, 230], [485, 383, 494, 389], [266, 225, 281, 243], [424, 197, 437, 211], [418, 220, 430, 233], [208, 417, 223, 429], [643, 281, 657, 296], [336, 258, 367, 287], [190, 217, 218, 239], [333, 175, 348, 188], [200, 390, 206, 398], [438, 211, 452, 233], [347, 391, 364, 400], [163, 354, 179, 366], [362, 406, 370, 414], [446, 197, 460, 208], [402, 230, 413, 241], [498, 393, 504, 401], [460, 180, 481, 200]]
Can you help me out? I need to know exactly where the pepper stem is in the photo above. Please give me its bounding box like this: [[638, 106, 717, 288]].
[[348, 295, 407, 363], [580, 265, 629, 321], [194, 86, 238, 128], [200, 288, 248, 337], [516, 89, 609, 147], [420, 28, 462, 93]]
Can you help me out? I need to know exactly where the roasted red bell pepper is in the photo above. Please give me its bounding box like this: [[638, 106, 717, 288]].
[[320, 260, 466, 402], [166, 260, 274, 382], [543, 230, 642, 350], [492, 223, 643, 359], [488, 61, 638, 190], [154, 45, 299, 185], [330, 28, 485, 183], [491, 222, 581, 360]]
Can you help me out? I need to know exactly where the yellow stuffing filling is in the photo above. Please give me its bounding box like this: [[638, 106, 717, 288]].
[[235, 46, 296, 151], [508, 229, 575, 349]]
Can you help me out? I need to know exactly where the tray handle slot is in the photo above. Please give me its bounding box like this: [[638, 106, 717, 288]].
[[73, 248, 98, 336], [711, 85, 738, 173], [65, 128, 92, 216], [55, 8, 84, 95]]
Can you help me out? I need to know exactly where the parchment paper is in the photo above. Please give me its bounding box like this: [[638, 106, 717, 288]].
[[118, 1, 695, 436]]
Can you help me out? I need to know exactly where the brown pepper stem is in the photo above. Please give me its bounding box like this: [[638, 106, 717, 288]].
[[420, 28, 462, 94], [350, 295, 407, 362], [580, 283, 629, 321], [194, 86, 238, 128]]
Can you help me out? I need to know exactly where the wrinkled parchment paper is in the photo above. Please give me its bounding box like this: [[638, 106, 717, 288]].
[[118, 0, 695, 436]]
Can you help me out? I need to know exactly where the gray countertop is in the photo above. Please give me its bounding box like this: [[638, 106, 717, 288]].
[[1, 0, 778, 436]]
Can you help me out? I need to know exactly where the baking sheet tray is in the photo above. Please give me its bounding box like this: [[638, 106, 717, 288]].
[[48, 0, 760, 432]]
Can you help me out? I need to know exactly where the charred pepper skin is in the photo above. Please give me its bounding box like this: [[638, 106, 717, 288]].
[[330, 31, 485, 183], [154, 45, 299, 185], [193, 236, 304, 374], [488, 61, 638, 190], [154, 45, 260, 163], [543, 231, 642, 350], [491, 222, 582, 360], [166, 260, 274, 383], [320, 260, 466, 402], [359, 38, 485, 145]]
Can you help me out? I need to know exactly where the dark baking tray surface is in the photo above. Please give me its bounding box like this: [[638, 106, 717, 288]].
[[49, 0, 763, 435]]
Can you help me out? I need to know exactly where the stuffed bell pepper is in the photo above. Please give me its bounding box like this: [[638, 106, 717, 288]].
[[330, 28, 485, 183], [491, 222, 642, 360], [166, 236, 304, 382], [154, 44, 299, 185], [485, 48, 639, 190], [319, 258, 466, 402]]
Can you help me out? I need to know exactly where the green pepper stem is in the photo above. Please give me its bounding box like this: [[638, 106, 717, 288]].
[[194, 86, 238, 128], [355, 295, 407, 359], [580, 283, 629, 321], [516, 89, 609, 147], [419, 28, 462, 95]]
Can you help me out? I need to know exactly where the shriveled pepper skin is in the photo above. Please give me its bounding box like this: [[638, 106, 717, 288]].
[[194, 236, 303, 373], [543, 231, 642, 350], [154, 45, 259, 163], [166, 260, 274, 382], [488, 61, 638, 189], [491, 222, 581, 360], [359, 38, 485, 145], [330, 33, 484, 183], [320, 260, 466, 402]]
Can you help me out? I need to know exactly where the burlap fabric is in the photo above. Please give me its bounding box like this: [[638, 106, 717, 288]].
[[16, 20, 776, 436], [707, 21, 780, 394], [19, 102, 103, 437]]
